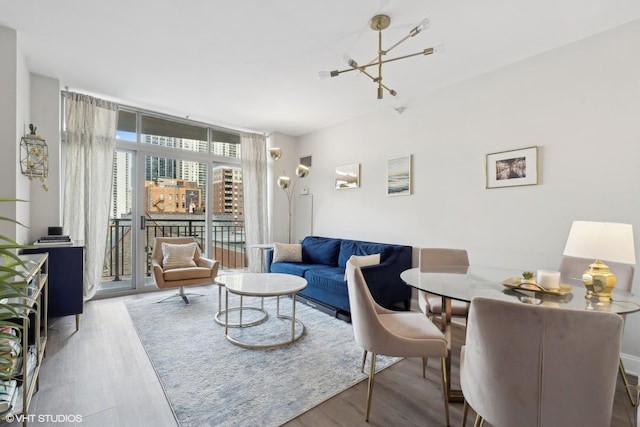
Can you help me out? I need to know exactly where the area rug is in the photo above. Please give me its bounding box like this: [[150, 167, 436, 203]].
[[125, 287, 400, 427]]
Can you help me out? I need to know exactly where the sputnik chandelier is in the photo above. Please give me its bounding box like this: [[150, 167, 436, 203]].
[[319, 14, 442, 99]]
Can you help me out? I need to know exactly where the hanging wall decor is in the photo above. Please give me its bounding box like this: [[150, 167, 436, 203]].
[[20, 124, 49, 191]]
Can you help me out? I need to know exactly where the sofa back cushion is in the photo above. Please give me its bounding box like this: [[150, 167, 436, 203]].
[[301, 236, 342, 266], [338, 239, 393, 268]]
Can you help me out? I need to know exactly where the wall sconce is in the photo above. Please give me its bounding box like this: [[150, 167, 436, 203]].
[[20, 124, 49, 191], [269, 147, 310, 244]]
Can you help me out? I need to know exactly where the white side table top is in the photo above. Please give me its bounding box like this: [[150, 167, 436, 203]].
[[216, 273, 307, 297], [250, 243, 274, 249]]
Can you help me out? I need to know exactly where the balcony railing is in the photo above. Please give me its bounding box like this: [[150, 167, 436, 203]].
[[104, 217, 246, 281]]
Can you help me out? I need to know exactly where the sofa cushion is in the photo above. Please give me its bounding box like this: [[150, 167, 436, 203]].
[[161, 242, 198, 270], [301, 236, 341, 266], [338, 240, 393, 268], [270, 262, 327, 277], [163, 266, 211, 281], [344, 253, 380, 280], [304, 267, 349, 294], [272, 242, 302, 263]]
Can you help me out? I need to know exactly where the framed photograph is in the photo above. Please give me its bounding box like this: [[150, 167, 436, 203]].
[[335, 163, 360, 189], [387, 155, 411, 196], [486, 146, 538, 189]]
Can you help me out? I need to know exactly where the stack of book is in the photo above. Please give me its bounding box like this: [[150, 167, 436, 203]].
[[34, 234, 73, 246]]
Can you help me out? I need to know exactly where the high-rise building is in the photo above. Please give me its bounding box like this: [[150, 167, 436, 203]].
[[212, 166, 243, 218]]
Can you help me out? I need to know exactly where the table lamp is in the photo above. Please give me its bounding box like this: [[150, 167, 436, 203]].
[[562, 221, 636, 302]]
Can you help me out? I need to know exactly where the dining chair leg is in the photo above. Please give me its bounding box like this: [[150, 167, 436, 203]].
[[473, 414, 484, 427], [462, 400, 469, 427], [619, 358, 637, 406], [440, 357, 450, 427], [365, 353, 377, 422], [422, 357, 428, 379], [361, 350, 368, 373]]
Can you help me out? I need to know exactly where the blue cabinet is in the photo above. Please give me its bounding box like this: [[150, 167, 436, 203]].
[[22, 245, 84, 330]]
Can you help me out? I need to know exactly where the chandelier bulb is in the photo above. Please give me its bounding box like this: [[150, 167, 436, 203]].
[[414, 18, 430, 34], [318, 71, 332, 80], [341, 54, 358, 68], [433, 43, 446, 54]]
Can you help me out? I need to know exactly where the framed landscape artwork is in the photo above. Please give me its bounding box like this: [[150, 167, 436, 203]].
[[335, 164, 360, 189], [387, 155, 411, 196], [486, 146, 538, 189]]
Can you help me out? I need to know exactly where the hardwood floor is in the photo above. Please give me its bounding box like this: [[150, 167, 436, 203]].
[[4, 289, 637, 426]]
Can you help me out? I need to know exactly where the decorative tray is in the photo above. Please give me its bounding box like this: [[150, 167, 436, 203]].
[[502, 277, 573, 295]]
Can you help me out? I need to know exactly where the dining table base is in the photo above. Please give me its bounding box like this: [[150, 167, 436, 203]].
[[441, 296, 465, 403]]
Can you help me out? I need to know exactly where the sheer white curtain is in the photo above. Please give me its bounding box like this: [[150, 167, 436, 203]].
[[63, 92, 117, 300], [241, 132, 268, 272]]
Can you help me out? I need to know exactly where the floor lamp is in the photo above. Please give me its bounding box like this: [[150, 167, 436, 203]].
[[268, 148, 310, 244]]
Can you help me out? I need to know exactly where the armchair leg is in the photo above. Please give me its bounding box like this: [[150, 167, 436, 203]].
[[365, 353, 377, 422], [155, 287, 204, 305], [422, 357, 428, 379], [361, 350, 368, 373]]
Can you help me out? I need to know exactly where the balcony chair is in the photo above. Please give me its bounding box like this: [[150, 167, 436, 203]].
[[151, 237, 219, 304], [345, 260, 450, 425], [461, 296, 623, 427], [559, 255, 636, 406]]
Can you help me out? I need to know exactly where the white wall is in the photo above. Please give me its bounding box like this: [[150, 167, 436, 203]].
[[29, 74, 61, 242], [296, 20, 640, 369], [0, 26, 31, 242]]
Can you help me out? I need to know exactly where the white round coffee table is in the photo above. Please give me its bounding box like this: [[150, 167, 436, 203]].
[[216, 273, 307, 349]]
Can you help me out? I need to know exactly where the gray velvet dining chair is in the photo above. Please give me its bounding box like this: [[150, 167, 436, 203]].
[[460, 296, 623, 427], [417, 248, 470, 378], [418, 248, 470, 321], [558, 255, 636, 406], [345, 260, 450, 425]]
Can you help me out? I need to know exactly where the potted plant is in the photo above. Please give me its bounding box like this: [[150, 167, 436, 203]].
[[0, 198, 36, 381], [521, 271, 536, 285]]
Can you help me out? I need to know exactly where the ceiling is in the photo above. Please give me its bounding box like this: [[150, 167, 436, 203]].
[[2, 1, 639, 137]]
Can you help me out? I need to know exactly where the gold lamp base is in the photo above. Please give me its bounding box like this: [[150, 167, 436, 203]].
[[581, 259, 616, 302]]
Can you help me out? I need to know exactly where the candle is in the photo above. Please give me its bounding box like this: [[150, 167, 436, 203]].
[[536, 270, 561, 289]]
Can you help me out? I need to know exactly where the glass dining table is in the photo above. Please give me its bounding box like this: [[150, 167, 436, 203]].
[[400, 265, 640, 402]]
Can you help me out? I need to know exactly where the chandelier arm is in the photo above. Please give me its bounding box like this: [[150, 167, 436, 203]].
[[332, 47, 434, 76], [378, 48, 435, 65], [364, 34, 412, 66], [377, 29, 384, 99]]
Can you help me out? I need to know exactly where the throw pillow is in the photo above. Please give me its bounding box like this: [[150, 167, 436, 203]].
[[162, 242, 198, 270], [272, 242, 302, 263], [344, 253, 381, 280]]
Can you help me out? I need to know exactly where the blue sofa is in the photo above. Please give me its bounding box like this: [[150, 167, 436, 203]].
[[266, 236, 412, 319]]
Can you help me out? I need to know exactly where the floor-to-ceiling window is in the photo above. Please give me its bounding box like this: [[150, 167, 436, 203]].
[[99, 108, 244, 295]]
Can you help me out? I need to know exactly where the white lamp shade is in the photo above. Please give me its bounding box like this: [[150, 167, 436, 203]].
[[563, 221, 636, 265]]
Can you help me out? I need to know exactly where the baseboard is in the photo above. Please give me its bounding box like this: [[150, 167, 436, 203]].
[[621, 352, 640, 378]]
